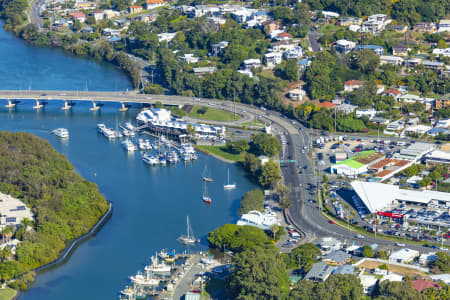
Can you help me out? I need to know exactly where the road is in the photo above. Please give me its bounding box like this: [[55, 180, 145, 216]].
[[308, 30, 322, 52], [0, 90, 441, 252]]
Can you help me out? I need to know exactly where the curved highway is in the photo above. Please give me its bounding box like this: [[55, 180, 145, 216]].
[[0, 90, 439, 252]]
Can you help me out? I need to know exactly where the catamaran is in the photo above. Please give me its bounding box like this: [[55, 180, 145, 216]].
[[224, 168, 237, 190], [202, 165, 213, 182], [202, 181, 212, 204], [178, 216, 199, 245]]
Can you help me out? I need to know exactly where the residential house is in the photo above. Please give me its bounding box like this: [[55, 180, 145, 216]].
[[211, 41, 228, 56], [128, 5, 143, 14], [231, 9, 255, 23], [263, 20, 280, 34], [206, 16, 225, 25], [371, 117, 389, 125], [398, 94, 421, 103], [389, 248, 420, 264], [413, 22, 437, 33], [423, 60, 444, 71], [237, 69, 253, 78], [380, 273, 403, 283], [389, 24, 408, 34], [438, 20, 450, 33], [271, 40, 298, 52], [359, 275, 378, 295], [380, 55, 403, 65], [103, 9, 121, 19], [355, 44, 384, 56], [412, 279, 442, 292], [436, 95, 450, 109], [386, 119, 405, 131], [361, 20, 384, 34], [317, 237, 342, 253], [191, 5, 220, 17], [335, 39, 356, 53], [283, 46, 303, 59], [69, 12, 86, 23], [136, 13, 155, 24], [288, 89, 305, 101], [349, 25, 361, 32], [432, 48, 450, 57], [264, 52, 282, 67], [180, 54, 199, 64], [404, 58, 422, 68], [321, 250, 351, 265], [102, 28, 121, 37], [243, 58, 261, 70], [419, 253, 437, 266], [297, 59, 311, 71], [333, 265, 355, 275], [145, 0, 167, 10], [157, 32, 177, 42], [392, 44, 410, 56], [338, 17, 362, 27], [428, 127, 449, 137], [193, 67, 217, 76], [75, 2, 96, 10], [304, 262, 335, 282], [382, 88, 402, 100], [92, 10, 104, 22], [54, 19, 71, 28], [113, 19, 130, 29], [274, 32, 292, 41], [336, 103, 357, 114], [321, 11, 340, 19], [356, 109, 377, 119], [344, 80, 363, 92]]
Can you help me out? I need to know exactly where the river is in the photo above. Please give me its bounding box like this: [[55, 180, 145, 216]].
[[0, 25, 258, 299]]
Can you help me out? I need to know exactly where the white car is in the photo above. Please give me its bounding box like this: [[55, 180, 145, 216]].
[[356, 234, 365, 239], [395, 243, 405, 247]]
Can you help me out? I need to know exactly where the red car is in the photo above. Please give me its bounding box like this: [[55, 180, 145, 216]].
[[328, 219, 335, 224]]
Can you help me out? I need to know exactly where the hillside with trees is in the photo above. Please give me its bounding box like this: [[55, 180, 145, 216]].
[[0, 131, 108, 287]]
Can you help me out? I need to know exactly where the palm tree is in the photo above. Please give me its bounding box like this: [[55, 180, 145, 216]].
[[0, 248, 12, 262], [271, 224, 279, 241]]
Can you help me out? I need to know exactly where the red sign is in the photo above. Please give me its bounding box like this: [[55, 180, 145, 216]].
[[376, 211, 404, 218]]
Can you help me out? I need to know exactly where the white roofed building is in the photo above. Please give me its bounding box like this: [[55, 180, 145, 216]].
[[389, 248, 420, 264], [236, 208, 280, 230], [351, 181, 450, 214]]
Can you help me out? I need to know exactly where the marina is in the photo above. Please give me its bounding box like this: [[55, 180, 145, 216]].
[[0, 103, 258, 300], [0, 20, 259, 300]]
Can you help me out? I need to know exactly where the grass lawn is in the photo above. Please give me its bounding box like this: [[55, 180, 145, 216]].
[[195, 145, 244, 162], [189, 106, 240, 122], [0, 288, 16, 300], [242, 119, 265, 127]]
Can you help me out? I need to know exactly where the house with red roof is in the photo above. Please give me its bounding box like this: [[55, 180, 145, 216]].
[[344, 80, 363, 92], [412, 279, 441, 292], [128, 5, 143, 14], [318, 101, 336, 109], [69, 12, 86, 22], [382, 88, 402, 101], [275, 32, 292, 41]]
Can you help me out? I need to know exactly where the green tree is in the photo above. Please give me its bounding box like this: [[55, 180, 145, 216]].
[[285, 60, 298, 82], [259, 160, 282, 188], [238, 189, 264, 216], [362, 245, 374, 258], [252, 133, 282, 157], [432, 252, 450, 273], [143, 83, 164, 94], [227, 246, 290, 299], [285, 243, 321, 270], [243, 153, 261, 176]]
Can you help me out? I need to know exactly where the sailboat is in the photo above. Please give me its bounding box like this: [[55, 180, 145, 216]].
[[202, 165, 213, 182], [202, 181, 212, 204], [224, 168, 236, 190], [178, 216, 199, 245]]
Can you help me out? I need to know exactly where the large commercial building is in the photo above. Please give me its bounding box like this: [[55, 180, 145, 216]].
[[351, 181, 450, 214]]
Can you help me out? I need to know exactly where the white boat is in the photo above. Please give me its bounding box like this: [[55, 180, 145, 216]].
[[202, 166, 213, 182], [51, 128, 69, 138], [123, 122, 135, 131], [121, 139, 137, 152], [178, 216, 199, 245], [122, 129, 135, 137], [138, 138, 152, 150], [224, 168, 236, 190], [166, 151, 178, 164], [202, 181, 212, 204], [129, 271, 160, 286], [97, 124, 106, 133], [142, 153, 159, 165], [158, 154, 166, 165], [144, 256, 171, 274]]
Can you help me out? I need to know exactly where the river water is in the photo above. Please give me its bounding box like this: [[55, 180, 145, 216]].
[[0, 26, 258, 299]]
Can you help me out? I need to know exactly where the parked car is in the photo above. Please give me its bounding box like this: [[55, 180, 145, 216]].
[[328, 219, 335, 224]]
